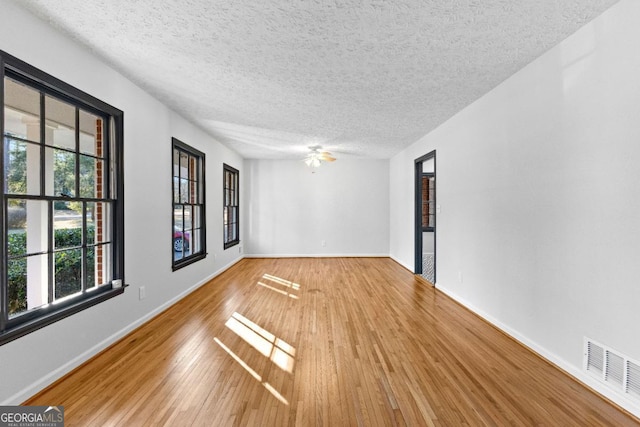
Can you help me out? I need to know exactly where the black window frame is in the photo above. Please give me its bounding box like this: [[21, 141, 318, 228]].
[[172, 138, 206, 271], [223, 164, 239, 250], [0, 50, 125, 346]]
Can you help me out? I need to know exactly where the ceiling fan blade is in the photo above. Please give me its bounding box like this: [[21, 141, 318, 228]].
[[318, 152, 336, 161]]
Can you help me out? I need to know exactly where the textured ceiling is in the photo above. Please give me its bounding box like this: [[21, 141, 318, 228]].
[[12, 0, 618, 159]]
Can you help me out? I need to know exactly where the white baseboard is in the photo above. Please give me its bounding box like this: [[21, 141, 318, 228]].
[[3, 256, 244, 406], [436, 283, 640, 419], [244, 253, 389, 258], [389, 255, 413, 272]]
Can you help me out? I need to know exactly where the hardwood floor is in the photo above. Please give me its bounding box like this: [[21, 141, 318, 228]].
[[26, 258, 639, 426]]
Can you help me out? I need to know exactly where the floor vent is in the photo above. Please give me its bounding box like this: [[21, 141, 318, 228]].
[[584, 338, 640, 404]]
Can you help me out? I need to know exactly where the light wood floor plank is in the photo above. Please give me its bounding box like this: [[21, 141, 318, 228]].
[[25, 257, 640, 426]]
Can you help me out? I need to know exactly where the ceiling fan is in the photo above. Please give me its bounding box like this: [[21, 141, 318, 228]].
[[304, 146, 336, 168]]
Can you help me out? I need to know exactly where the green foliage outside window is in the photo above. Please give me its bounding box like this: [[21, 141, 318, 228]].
[[4, 135, 96, 203], [7, 226, 95, 315]]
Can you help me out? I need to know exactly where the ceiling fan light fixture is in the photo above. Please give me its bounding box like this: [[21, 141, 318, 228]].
[[304, 146, 335, 168], [305, 155, 322, 168]]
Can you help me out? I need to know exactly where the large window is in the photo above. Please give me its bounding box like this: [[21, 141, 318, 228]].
[[1, 51, 124, 345], [172, 138, 205, 270], [223, 164, 239, 249]]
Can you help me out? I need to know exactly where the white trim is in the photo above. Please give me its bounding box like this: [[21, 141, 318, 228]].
[[436, 283, 640, 419], [244, 253, 389, 258], [389, 254, 413, 272], [3, 256, 244, 405]]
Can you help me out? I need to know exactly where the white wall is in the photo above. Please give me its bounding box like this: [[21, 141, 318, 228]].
[[390, 0, 640, 416], [244, 159, 389, 256], [0, 0, 243, 404]]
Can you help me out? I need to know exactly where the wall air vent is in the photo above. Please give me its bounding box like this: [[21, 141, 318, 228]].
[[584, 338, 640, 405], [627, 360, 640, 399], [605, 350, 624, 387], [586, 340, 604, 376]]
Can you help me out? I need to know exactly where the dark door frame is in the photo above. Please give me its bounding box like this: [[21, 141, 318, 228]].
[[414, 150, 436, 281]]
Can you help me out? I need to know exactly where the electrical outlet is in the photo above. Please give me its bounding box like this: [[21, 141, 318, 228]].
[[321, 240, 326, 247], [458, 271, 463, 283], [239, 245, 243, 253], [139, 286, 146, 300]]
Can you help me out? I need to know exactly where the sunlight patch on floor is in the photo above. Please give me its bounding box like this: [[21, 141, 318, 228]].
[[225, 312, 296, 373], [257, 273, 301, 299]]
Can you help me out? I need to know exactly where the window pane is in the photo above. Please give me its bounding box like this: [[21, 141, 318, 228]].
[[87, 242, 111, 287], [179, 152, 188, 178], [184, 229, 192, 256], [174, 245, 184, 261], [173, 205, 186, 257], [8, 199, 49, 255], [87, 202, 109, 244], [174, 206, 184, 229], [187, 155, 194, 180], [191, 229, 201, 254], [79, 110, 103, 156], [55, 249, 82, 299], [48, 147, 76, 197], [86, 246, 96, 289], [189, 155, 197, 176], [180, 178, 189, 203], [193, 206, 201, 228], [86, 202, 96, 244], [8, 253, 50, 318], [7, 201, 27, 256], [173, 149, 180, 178], [188, 156, 197, 204], [7, 257, 28, 317], [4, 77, 41, 142], [45, 95, 76, 150], [189, 179, 196, 204], [173, 178, 180, 203], [4, 137, 41, 195], [79, 155, 103, 198], [54, 201, 83, 249], [184, 205, 193, 231]]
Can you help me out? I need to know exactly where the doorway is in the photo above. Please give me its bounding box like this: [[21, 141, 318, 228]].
[[414, 151, 436, 284]]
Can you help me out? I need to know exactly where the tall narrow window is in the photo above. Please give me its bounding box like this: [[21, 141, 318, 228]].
[[172, 138, 206, 270], [223, 164, 239, 249], [1, 51, 124, 345], [422, 174, 435, 231]]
